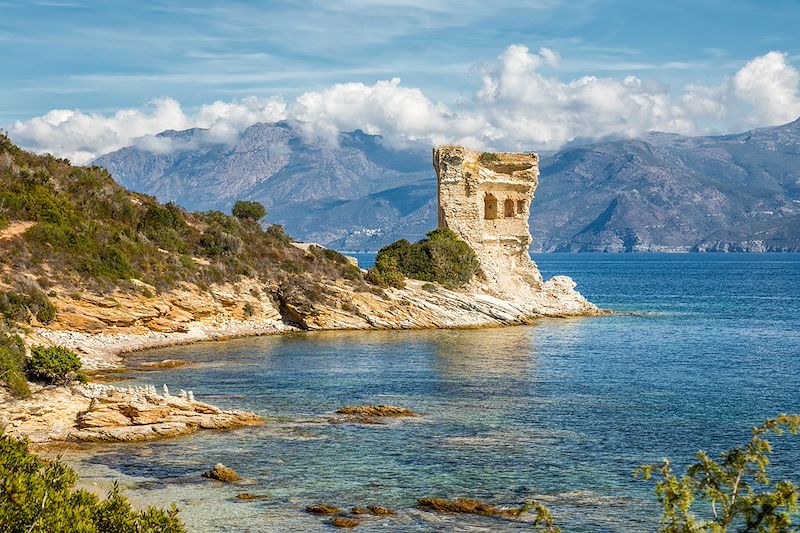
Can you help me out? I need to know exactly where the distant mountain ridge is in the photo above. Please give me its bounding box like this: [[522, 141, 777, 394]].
[[93, 118, 800, 252]]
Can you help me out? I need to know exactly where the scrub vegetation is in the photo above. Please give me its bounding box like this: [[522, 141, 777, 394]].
[[0, 133, 368, 329], [366, 228, 479, 289]]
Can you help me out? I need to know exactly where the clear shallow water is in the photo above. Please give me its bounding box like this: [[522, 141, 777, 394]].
[[66, 254, 800, 532]]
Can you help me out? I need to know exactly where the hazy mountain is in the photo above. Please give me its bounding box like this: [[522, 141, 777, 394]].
[[94, 118, 800, 252], [93, 122, 433, 246]]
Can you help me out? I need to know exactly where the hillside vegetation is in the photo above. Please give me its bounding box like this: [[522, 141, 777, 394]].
[[0, 133, 372, 396], [0, 133, 362, 295]]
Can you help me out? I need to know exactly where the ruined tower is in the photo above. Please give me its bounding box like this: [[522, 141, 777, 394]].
[[433, 146, 544, 297]]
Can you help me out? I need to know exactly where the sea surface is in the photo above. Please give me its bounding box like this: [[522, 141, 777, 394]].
[[63, 253, 800, 532]]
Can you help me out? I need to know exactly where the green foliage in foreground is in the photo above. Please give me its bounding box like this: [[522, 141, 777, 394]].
[[0, 431, 185, 532], [528, 415, 800, 533], [366, 228, 480, 289], [0, 331, 29, 398], [25, 345, 83, 385]]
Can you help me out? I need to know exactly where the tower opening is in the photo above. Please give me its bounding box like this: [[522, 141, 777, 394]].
[[484, 193, 498, 220]]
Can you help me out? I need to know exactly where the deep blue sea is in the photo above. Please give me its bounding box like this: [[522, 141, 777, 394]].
[[65, 254, 800, 532]]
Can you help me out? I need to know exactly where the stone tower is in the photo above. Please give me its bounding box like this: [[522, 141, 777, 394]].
[[433, 146, 544, 297]]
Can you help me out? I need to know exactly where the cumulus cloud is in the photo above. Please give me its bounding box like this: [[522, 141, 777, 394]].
[[732, 51, 800, 127], [7, 96, 287, 164], [6, 46, 800, 163]]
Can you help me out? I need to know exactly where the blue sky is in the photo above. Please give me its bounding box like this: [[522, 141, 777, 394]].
[[3, 0, 800, 162]]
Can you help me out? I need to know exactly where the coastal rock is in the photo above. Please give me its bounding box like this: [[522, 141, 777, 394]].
[[235, 493, 268, 501], [329, 517, 360, 528], [305, 504, 341, 515], [335, 405, 418, 417], [139, 359, 190, 369], [417, 497, 520, 518], [351, 506, 395, 516], [202, 463, 240, 483], [1, 383, 263, 444]]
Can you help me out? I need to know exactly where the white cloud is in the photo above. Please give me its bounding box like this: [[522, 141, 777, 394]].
[[6, 96, 287, 164], [6, 46, 800, 163], [732, 51, 800, 127]]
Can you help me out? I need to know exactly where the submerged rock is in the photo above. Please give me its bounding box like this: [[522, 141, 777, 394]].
[[335, 405, 418, 417], [202, 463, 240, 483], [139, 359, 190, 370], [305, 504, 340, 515], [329, 517, 360, 528], [351, 506, 395, 516], [235, 493, 268, 501], [417, 497, 520, 518]]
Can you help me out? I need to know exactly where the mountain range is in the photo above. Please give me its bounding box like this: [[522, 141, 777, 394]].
[[93, 118, 800, 252]]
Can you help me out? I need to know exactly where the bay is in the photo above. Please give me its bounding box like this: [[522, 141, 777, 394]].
[[64, 253, 800, 532]]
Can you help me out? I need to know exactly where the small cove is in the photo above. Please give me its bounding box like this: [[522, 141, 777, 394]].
[[63, 253, 800, 532]]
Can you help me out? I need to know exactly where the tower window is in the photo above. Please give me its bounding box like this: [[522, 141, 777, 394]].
[[484, 193, 498, 220], [504, 198, 515, 218]]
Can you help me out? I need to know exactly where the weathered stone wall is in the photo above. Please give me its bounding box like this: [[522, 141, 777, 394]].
[[433, 146, 545, 298]]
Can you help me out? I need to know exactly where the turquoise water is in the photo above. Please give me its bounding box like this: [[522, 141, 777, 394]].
[[67, 254, 800, 532]]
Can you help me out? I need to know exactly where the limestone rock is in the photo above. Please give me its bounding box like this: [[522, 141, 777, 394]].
[[329, 517, 360, 528], [335, 405, 418, 417], [417, 497, 520, 518], [351, 506, 395, 516], [202, 463, 240, 483], [0, 382, 262, 444], [305, 504, 341, 515]]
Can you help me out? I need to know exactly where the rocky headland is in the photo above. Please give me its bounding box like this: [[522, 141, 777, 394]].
[[1, 137, 601, 446]]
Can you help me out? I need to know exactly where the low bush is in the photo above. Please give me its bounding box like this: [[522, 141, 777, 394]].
[[367, 228, 479, 289], [0, 287, 56, 325], [365, 254, 406, 288], [197, 227, 243, 257], [265, 223, 292, 245], [25, 345, 83, 385], [0, 430, 186, 532], [232, 200, 266, 222], [0, 332, 29, 398]]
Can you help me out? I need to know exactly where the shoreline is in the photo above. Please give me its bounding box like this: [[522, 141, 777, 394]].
[[34, 304, 609, 372], [5, 272, 606, 446]]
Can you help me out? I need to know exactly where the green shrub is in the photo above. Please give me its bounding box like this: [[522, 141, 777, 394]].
[[26, 346, 82, 385], [479, 152, 500, 165], [0, 287, 55, 325], [265, 223, 292, 244], [197, 227, 243, 257], [137, 202, 188, 252], [0, 332, 29, 398], [425, 228, 480, 289], [80, 247, 135, 279], [365, 254, 406, 288], [0, 292, 32, 324], [367, 228, 479, 289], [0, 430, 185, 532], [232, 200, 266, 222]]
